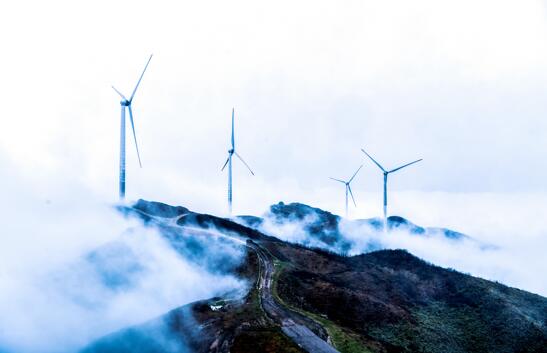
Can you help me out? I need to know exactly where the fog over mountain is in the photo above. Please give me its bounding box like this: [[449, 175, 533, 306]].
[[0, 165, 247, 353], [237, 201, 547, 296], [83, 200, 547, 353]]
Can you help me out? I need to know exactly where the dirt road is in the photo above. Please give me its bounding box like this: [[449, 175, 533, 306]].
[[139, 210, 339, 353], [247, 241, 340, 353]]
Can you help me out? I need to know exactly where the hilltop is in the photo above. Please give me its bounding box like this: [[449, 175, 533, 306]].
[[237, 201, 472, 254], [82, 200, 547, 353]]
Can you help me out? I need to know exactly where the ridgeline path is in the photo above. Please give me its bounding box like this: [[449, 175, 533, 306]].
[[140, 209, 340, 353], [247, 241, 340, 353]]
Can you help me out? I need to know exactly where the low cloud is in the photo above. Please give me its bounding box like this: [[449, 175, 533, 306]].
[[0, 161, 247, 353], [246, 197, 547, 297], [340, 220, 547, 296]]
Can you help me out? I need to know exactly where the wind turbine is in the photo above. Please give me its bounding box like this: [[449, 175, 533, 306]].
[[361, 148, 422, 230], [111, 54, 153, 200], [221, 108, 254, 215], [329, 165, 363, 218]]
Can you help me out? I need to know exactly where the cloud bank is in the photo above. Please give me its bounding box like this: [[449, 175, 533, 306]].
[[248, 197, 547, 297], [0, 160, 247, 353]]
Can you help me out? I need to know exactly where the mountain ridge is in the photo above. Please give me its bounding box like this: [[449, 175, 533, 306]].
[[235, 201, 476, 255], [84, 199, 546, 353]]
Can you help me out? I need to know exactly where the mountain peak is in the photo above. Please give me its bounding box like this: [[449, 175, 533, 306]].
[[133, 199, 189, 218], [84, 199, 546, 353]]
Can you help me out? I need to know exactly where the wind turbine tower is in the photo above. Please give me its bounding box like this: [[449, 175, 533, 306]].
[[111, 55, 152, 200], [361, 148, 422, 230], [221, 108, 254, 215], [329, 165, 363, 218]]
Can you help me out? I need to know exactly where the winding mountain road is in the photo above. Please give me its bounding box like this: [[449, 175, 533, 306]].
[[134, 208, 339, 353], [247, 241, 340, 353]]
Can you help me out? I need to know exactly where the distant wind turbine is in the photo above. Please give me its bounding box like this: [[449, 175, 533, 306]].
[[111, 54, 152, 200], [329, 165, 363, 218], [221, 108, 254, 215], [361, 148, 422, 230]]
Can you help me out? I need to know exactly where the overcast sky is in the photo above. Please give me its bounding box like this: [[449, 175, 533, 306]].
[[1, 0, 547, 221]]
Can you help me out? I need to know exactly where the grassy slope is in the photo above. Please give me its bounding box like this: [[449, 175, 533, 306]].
[[270, 243, 547, 353], [108, 201, 547, 353], [271, 260, 374, 353], [231, 327, 305, 353]]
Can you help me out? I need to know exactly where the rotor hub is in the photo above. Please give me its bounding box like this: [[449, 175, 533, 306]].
[[120, 99, 130, 106]]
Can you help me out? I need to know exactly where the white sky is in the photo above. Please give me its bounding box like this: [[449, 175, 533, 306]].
[[1, 0, 547, 222]]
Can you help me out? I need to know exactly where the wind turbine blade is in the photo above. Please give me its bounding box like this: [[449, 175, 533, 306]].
[[361, 149, 385, 172], [221, 156, 230, 171], [231, 108, 235, 149], [234, 152, 254, 175], [349, 164, 363, 183], [127, 106, 142, 168], [348, 185, 357, 207], [389, 158, 423, 173], [129, 54, 153, 102], [111, 86, 127, 100], [329, 177, 346, 184]]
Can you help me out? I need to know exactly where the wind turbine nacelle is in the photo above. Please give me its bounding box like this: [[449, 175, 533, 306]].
[[121, 99, 130, 106], [228, 148, 234, 154]]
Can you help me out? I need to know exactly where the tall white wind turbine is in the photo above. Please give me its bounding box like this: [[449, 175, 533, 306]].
[[112, 54, 153, 200], [221, 108, 254, 215], [361, 148, 422, 230], [329, 165, 363, 218]]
